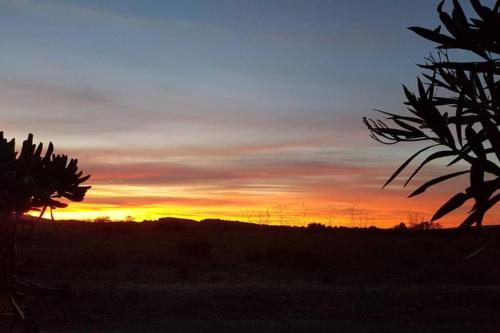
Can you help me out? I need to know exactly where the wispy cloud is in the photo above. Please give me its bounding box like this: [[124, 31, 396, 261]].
[[1, 0, 228, 38]]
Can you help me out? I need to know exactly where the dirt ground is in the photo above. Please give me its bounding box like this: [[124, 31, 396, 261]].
[[7, 221, 500, 332]]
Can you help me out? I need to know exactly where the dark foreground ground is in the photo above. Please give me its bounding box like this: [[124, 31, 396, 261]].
[[8, 220, 500, 332]]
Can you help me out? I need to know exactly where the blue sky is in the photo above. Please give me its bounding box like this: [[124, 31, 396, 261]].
[[0, 0, 439, 142]]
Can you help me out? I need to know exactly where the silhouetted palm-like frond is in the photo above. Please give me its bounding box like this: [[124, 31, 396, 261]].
[[364, 0, 499, 232]]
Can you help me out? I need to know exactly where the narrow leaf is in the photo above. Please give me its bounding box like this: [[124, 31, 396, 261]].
[[404, 150, 456, 187], [382, 144, 440, 188], [432, 192, 470, 221], [409, 170, 470, 197]]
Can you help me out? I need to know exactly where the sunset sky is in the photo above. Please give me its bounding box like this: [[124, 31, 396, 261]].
[[1, 0, 498, 227]]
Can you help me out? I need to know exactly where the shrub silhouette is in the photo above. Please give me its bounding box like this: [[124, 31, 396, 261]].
[[0, 132, 90, 326], [394, 222, 408, 231], [364, 0, 499, 232], [407, 214, 442, 230], [124, 215, 135, 223], [93, 215, 112, 223], [306, 222, 329, 231]]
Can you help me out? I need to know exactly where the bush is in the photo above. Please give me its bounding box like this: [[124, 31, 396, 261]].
[[306, 223, 329, 231], [364, 0, 500, 232], [93, 216, 112, 223], [394, 222, 408, 230], [0, 132, 90, 327]]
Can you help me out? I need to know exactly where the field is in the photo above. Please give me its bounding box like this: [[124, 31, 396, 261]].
[[9, 219, 500, 332]]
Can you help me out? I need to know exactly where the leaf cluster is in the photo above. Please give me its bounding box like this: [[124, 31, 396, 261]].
[[0, 132, 91, 218], [364, 0, 499, 231]]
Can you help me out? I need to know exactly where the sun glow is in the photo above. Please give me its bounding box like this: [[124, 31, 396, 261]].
[[30, 182, 499, 228]]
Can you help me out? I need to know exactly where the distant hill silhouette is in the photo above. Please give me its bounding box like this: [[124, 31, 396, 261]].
[[157, 217, 199, 225]]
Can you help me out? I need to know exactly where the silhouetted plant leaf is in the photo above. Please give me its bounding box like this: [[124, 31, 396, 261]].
[[478, 111, 500, 160], [452, 209, 484, 238], [404, 150, 456, 187], [393, 118, 426, 137], [455, 90, 466, 146], [422, 61, 500, 74], [409, 170, 470, 197], [408, 27, 456, 47], [447, 144, 472, 166], [432, 192, 471, 221], [452, 0, 468, 28], [382, 144, 441, 188], [417, 78, 426, 99], [453, 193, 500, 237], [471, 0, 492, 20], [465, 126, 486, 159], [373, 109, 424, 124]]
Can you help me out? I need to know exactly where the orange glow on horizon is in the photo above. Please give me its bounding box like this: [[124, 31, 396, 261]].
[[35, 183, 499, 228]]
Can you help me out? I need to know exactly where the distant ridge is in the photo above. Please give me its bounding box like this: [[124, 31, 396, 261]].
[[157, 217, 199, 225], [23, 214, 500, 233]]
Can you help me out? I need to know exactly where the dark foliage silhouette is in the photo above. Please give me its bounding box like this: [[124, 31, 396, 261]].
[[364, 0, 500, 232], [408, 215, 442, 230], [93, 215, 112, 223], [306, 222, 329, 231], [0, 132, 90, 329]]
